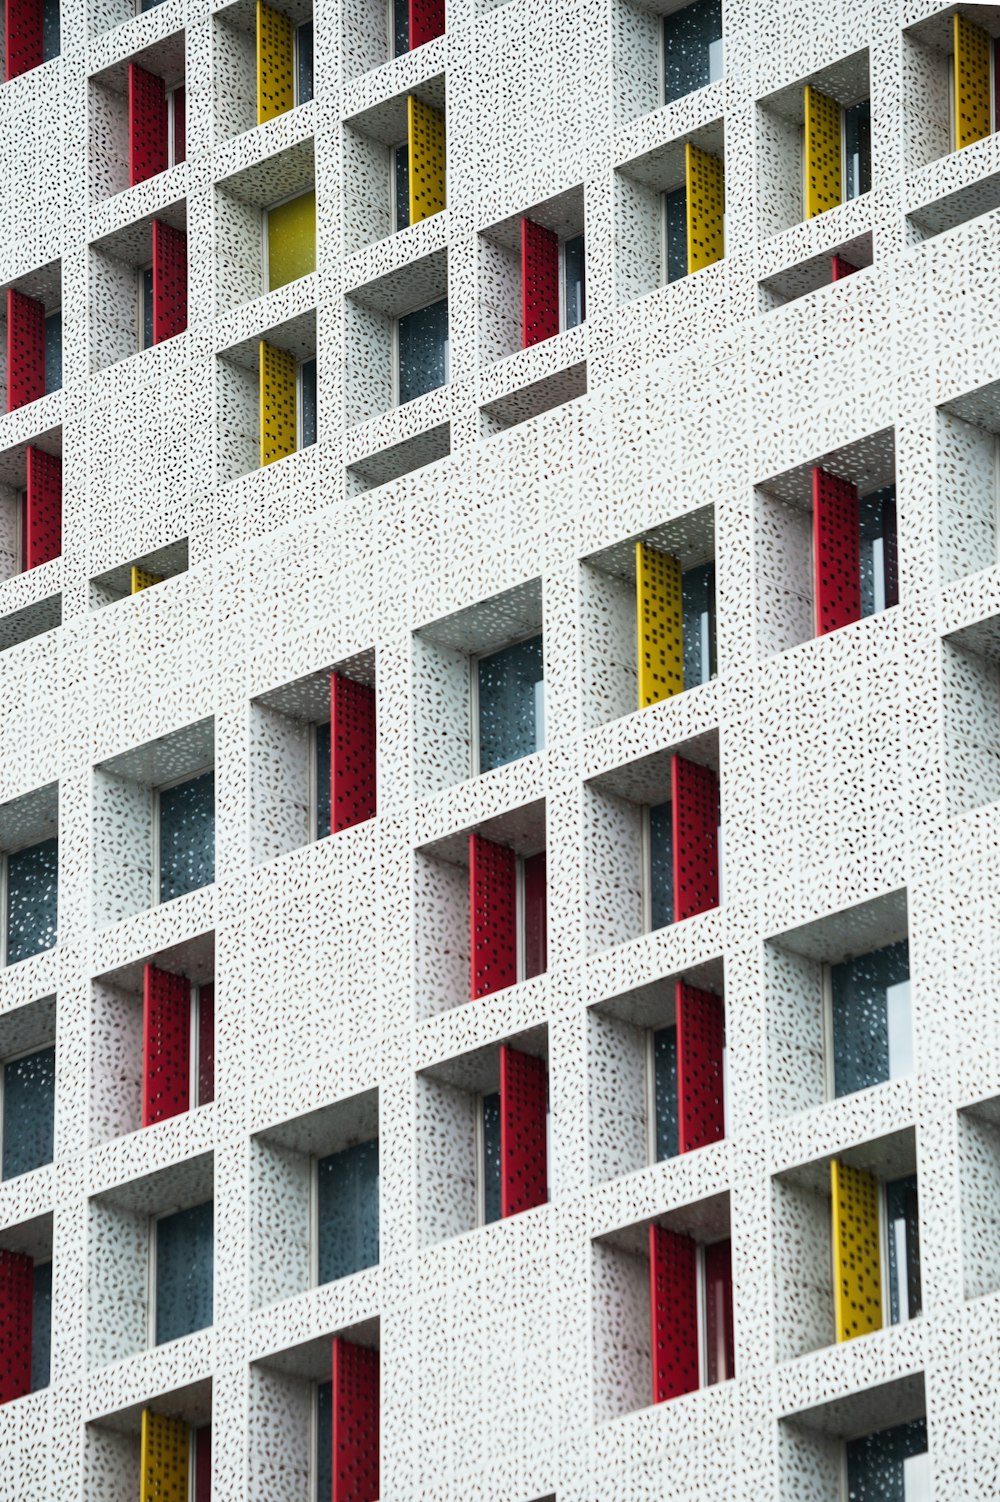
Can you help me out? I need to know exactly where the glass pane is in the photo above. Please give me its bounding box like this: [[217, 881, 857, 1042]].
[[315, 721, 331, 838], [41, 0, 59, 59], [197, 985, 214, 1107], [704, 1239, 734, 1384], [300, 358, 317, 448], [316, 1379, 333, 1499], [2, 1045, 55, 1179], [6, 838, 58, 966], [159, 771, 215, 903], [393, 0, 409, 56], [316, 1138, 380, 1283], [394, 143, 410, 232], [845, 98, 872, 201], [564, 234, 586, 328], [155, 1201, 214, 1344], [682, 561, 716, 687], [477, 635, 544, 773], [886, 1174, 921, 1324], [31, 1260, 51, 1391], [44, 312, 61, 394], [397, 297, 448, 404], [663, 0, 723, 103], [831, 939, 910, 1098], [482, 1091, 501, 1224], [664, 186, 687, 283], [648, 800, 674, 930], [296, 20, 313, 104], [859, 485, 896, 618], [846, 1418, 928, 1502], [653, 1024, 678, 1160], [522, 851, 547, 980], [141, 266, 153, 350]]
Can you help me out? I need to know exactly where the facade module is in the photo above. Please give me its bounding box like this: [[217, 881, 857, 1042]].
[[6, 0, 1000, 1498]]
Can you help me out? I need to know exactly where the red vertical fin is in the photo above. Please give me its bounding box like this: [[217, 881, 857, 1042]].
[[469, 832, 517, 998], [676, 980, 725, 1153], [128, 62, 168, 186], [521, 217, 560, 347], [499, 1043, 547, 1217], [142, 963, 191, 1126], [151, 219, 188, 344], [649, 1224, 698, 1402], [0, 1250, 33, 1403], [704, 1238, 735, 1385], [522, 849, 547, 980], [670, 755, 719, 922], [24, 446, 61, 568], [331, 673, 377, 833], [831, 254, 859, 280], [813, 466, 861, 635], [408, 0, 445, 48], [332, 1337, 379, 1502], [5, 0, 42, 80], [7, 288, 45, 411]]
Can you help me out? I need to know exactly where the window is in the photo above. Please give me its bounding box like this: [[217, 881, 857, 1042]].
[[139, 265, 154, 351], [393, 141, 409, 231], [649, 1226, 734, 1398], [44, 311, 61, 394], [315, 1378, 333, 1498], [649, 982, 725, 1163], [1, 1045, 55, 1179], [157, 770, 215, 904], [265, 190, 317, 291], [392, 0, 408, 58], [141, 965, 215, 1126], [845, 1418, 929, 1500], [659, 144, 725, 282], [316, 1139, 379, 1283], [829, 939, 912, 1098], [153, 1201, 213, 1345], [4, 837, 58, 965], [468, 834, 547, 998], [476, 635, 544, 773], [885, 1174, 921, 1324], [479, 1089, 502, 1224], [477, 1045, 548, 1224], [41, 0, 58, 59], [30, 1260, 51, 1390], [646, 799, 673, 930], [652, 1024, 678, 1158], [830, 1157, 921, 1344], [391, 0, 444, 56], [397, 297, 449, 404], [313, 721, 331, 838], [844, 98, 871, 200], [663, 0, 723, 104], [296, 20, 313, 104], [663, 186, 687, 283], [563, 232, 586, 329], [859, 485, 897, 617], [167, 83, 186, 166], [802, 85, 871, 218]]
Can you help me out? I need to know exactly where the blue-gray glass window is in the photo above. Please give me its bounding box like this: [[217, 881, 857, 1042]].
[[846, 1419, 928, 1502], [393, 0, 409, 55], [482, 1090, 501, 1225], [859, 486, 896, 619], [155, 1201, 213, 1344], [648, 800, 674, 930], [394, 143, 410, 232], [397, 298, 448, 404], [682, 561, 716, 687], [44, 312, 61, 394], [2, 1045, 55, 1179], [31, 1261, 51, 1391], [316, 1379, 332, 1498], [41, 0, 59, 59], [886, 1174, 921, 1325], [158, 771, 215, 903], [664, 187, 687, 283], [6, 838, 58, 966], [300, 358, 317, 448], [564, 234, 586, 328], [141, 266, 154, 350], [296, 20, 313, 103], [663, 0, 723, 103], [831, 939, 911, 1098], [653, 1025, 678, 1160], [141, 0, 168, 9], [477, 635, 544, 773], [315, 721, 331, 838], [316, 1139, 379, 1283], [844, 99, 872, 202]]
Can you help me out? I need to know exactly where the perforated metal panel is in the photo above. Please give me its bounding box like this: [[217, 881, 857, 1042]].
[[804, 85, 843, 218], [409, 0, 445, 48], [24, 445, 61, 569], [0, 1249, 33, 1404], [152, 219, 187, 344], [5, 0, 42, 80], [522, 849, 547, 980], [259, 340, 297, 466], [256, 0, 295, 123], [832, 254, 859, 280], [635, 541, 683, 707], [140, 1409, 189, 1502], [407, 96, 446, 223], [131, 565, 163, 593], [128, 63, 168, 187], [670, 755, 719, 922], [266, 191, 316, 291], [469, 832, 516, 999], [704, 1238, 734, 1385], [7, 287, 44, 411], [648, 1224, 698, 1403], [141, 963, 191, 1127], [684, 142, 724, 272], [676, 981, 724, 1153], [813, 465, 861, 635], [500, 1043, 547, 1217], [520, 217, 560, 348], [332, 1337, 379, 1502], [331, 672, 376, 833], [197, 983, 215, 1106], [832, 1159, 882, 1343], [954, 12, 992, 150]]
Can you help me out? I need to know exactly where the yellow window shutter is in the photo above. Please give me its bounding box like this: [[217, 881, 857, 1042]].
[[684, 142, 724, 273], [131, 565, 162, 593], [256, 0, 295, 125], [831, 1159, 882, 1343], [140, 1410, 189, 1502], [266, 190, 317, 290], [636, 541, 684, 708], [259, 340, 297, 467], [407, 95, 446, 223], [954, 13, 992, 150], [803, 85, 843, 218]]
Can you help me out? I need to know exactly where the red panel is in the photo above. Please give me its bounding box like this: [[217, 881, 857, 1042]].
[[704, 1239, 735, 1385], [408, 0, 445, 48], [0, 1250, 33, 1404], [129, 63, 168, 186], [197, 983, 215, 1107], [24, 445, 61, 569], [813, 465, 861, 635], [649, 1224, 698, 1403], [7, 287, 45, 411], [676, 981, 724, 1154], [520, 217, 560, 348], [331, 673, 377, 833], [332, 1337, 379, 1502], [469, 832, 516, 998], [500, 1043, 547, 1218], [152, 219, 188, 344], [831, 254, 859, 281], [142, 963, 191, 1127], [193, 1425, 212, 1502], [5, 0, 42, 80], [882, 490, 899, 608], [670, 755, 719, 922], [172, 85, 186, 165], [522, 850, 547, 980]]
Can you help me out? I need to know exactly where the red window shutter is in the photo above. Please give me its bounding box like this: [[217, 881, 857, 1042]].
[[499, 1043, 547, 1217], [521, 217, 560, 348], [193, 1425, 212, 1501], [522, 850, 547, 980], [7, 288, 45, 411], [24, 446, 61, 569], [469, 832, 516, 998], [670, 755, 719, 922], [831, 254, 859, 280], [152, 219, 188, 344], [332, 1337, 379, 1502], [408, 0, 444, 48], [142, 963, 191, 1126], [676, 981, 724, 1154], [5, 0, 42, 80], [813, 466, 861, 635], [172, 85, 186, 165], [197, 983, 215, 1106], [704, 1238, 735, 1385], [331, 673, 376, 833], [129, 63, 168, 186], [882, 490, 899, 608], [649, 1224, 698, 1403], [0, 1249, 33, 1404]]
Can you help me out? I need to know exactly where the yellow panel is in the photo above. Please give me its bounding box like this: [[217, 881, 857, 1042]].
[[407, 95, 446, 223], [256, 0, 294, 125], [803, 85, 843, 218], [267, 190, 317, 291], [131, 565, 162, 593], [259, 340, 297, 467], [831, 1160, 882, 1343], [140, 1409, 189, 1502], [636, 541, 684, 708], [954, 12, 992, 150], [684, 142, 724, 273]]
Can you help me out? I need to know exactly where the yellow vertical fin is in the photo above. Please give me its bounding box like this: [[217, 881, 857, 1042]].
[[954, 12, 992, 150], [266, 190, 317, 290], [131, 565, 163, 594], [140, 1409, 189, 1502], [256, 0, 295, 125], [684, 142, 725, 272], [407, 95, 446, 223], [803, 84, 843, 218], [636, 541, 684, 708], [259, 340, 297, 467], [831, 1159, 882, 1343]]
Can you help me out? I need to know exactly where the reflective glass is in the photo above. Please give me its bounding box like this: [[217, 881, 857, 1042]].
[[296, 20, 313, 104], [397, 298, 448, 404], [6, 838, 58, 966], [394, 143, 410, 232], [564, 234, 586, 328], [831, 939, 910, 1097], [859, 486, 896, 618], [482, 1091, 501, 1224], [653, 1024, 678, 1160], [886, 1174, 921, 1324], [2, 1045, 55, 1179], [663, 0, 723, 103], [315, 721, 331, 838], [155, 1200, 214, 1344], [846, 1418, 928, 1502], [316, 1138, 379, 1284], [845, 99, 872, 201], [41, 0, 59, 59], [477, 635, 544, 773], [300, 358, 317, 448], [44, 312, 61, 394], [649, 800, 674, 930], [316, 1379, 333, 1498], [158, 771, 215, 903], [31, 1261, 51, 1391], [664, 186, 687, 282], [141, 266, 154, 350], [682, 561, 716, 687], [393, 0, 409, 56]]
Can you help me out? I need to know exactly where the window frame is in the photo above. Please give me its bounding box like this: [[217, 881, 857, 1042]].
[[469, 629, 546, 777], [0, 1039, 56, 1181], [152, 761, 216, 906]]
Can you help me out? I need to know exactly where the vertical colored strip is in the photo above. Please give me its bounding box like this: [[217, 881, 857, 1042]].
[[684, 142, 724, 272], [670, 755, 720, 922], [142, 963, 191, 1127], [7, 288, 45, 411], [266, 190, 317, 290], [676, 981, 725, 1153], [24, 446, 61, 569], [128, 62, 168, 187], [500, 1043, 547, 1217], [172, 85, 186, 165], [813, 465, 861, 635], [882, 490, 899, 608], [522, 849, 547, 980], [831, 254, 859, 281], [332, 1337, 379, 1502], [140, 1410, 190, 1502], [131, 565, 163, 593], [520, 217, 560, 347], [0, 1250, 33, 1404], [256, 0, 295, 124], [469, 832, 517, 999], [831, 1159, 882, 1343], [197, 983, 215, 1106], [5, 0, 43, 80], [803, 85, 843, 217], [193, 1425, 211, 1502], [151, 219, 188, 344], [409, 0, 445, 48], [954, 12, 992, 150], [635, 541, 683, 708], [703, 1239, 735, 1384], [331, 673, 377, 833], [259, 340, 297, 466], [649, 1224, 698, 1402], [407, 95, 446, 222]]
